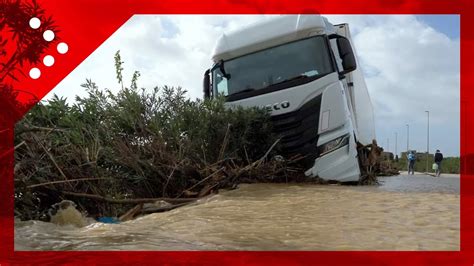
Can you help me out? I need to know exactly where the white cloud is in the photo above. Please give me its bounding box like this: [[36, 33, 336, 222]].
[[325, 15, 459, 156], [46, 15, 460, 156], [47, 15, 270, 101]]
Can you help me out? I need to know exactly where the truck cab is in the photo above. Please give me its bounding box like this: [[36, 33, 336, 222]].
[[203, 15, 376, 182]]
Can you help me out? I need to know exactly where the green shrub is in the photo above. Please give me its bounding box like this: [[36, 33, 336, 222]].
[[14, 52, 284, 220]]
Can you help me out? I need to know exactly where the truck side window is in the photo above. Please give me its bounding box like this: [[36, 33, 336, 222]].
[[215, 72, 229, 96]]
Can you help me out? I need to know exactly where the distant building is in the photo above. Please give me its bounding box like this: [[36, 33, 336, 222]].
[[381, 151, 394, 161], [400, 151, 433, 161], [416, 152, 433, 161], [400, 151, 415, 159]]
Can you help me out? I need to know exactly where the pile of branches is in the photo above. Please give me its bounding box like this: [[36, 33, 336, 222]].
[[14, 53, 310, 220]]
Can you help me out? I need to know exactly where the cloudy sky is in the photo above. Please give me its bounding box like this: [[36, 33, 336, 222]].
[[45, 15, 460, 157]]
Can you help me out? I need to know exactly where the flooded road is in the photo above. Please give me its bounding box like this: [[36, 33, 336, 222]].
[[15, 174, 459, 251]]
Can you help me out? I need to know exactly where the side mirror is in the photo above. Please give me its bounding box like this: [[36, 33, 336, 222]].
[[331, 35, 357, 75], [203, 69, 211, 99], [337, 37, 356, 74]]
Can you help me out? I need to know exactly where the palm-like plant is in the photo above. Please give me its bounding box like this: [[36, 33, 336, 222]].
[[0, 0, 57, 124], [0, 0, 58, 82]]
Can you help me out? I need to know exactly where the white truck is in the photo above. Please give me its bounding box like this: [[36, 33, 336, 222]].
[[203, 15, 376, 182]]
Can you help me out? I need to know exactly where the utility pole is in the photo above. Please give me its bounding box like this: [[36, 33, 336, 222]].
[[387, 138, 389, 153], [425, 111, 430, 173], [395, 132, 398, 158], [406, 124, 410, 171], [406, 124, 409, 153]]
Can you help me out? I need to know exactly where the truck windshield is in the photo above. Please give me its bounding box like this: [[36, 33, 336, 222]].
[[212, 36, 334, 99]]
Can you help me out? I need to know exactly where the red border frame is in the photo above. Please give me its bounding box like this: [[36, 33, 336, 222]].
[[1, 0, 472, 264]]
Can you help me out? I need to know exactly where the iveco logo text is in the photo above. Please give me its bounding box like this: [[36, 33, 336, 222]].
[[263, 101, 290, 112]]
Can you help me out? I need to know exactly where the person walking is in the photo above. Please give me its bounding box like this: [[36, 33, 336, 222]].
[[434, 149, 444, 177], [408, 150, 416, 175]]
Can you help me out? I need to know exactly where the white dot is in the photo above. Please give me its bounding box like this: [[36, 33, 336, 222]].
[[29, 68, 41, 79], [57, 42, 68, 54], [43, 55, 54, 67], [43, 30, 55, 42], [29, 17, 41, 29]]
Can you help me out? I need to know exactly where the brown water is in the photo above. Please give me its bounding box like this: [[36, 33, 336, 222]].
[[15, 174, 460, 251]]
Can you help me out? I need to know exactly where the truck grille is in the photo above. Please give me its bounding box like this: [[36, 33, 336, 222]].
[[271, 95, 322, 168]]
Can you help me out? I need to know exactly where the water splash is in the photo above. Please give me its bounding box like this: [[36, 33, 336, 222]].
[[48, 200, 87, 227]]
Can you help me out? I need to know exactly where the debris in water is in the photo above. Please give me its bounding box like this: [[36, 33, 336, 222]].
[[48, 200, 86, 227], [96, 217, 120, 224]]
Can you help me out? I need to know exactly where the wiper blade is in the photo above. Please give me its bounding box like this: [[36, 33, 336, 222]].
[[273, 74, 309, 86], [228, 88, 256, 97], [265, 73, 327, 89]]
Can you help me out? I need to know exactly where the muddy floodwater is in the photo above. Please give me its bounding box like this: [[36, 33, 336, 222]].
[[15, 174, 459, 251]]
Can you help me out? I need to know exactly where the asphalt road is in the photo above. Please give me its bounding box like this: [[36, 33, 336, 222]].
[[376, 172, 460, 194]]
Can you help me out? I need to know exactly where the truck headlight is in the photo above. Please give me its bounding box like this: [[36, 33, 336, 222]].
[[318, 134, 350, 156]]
